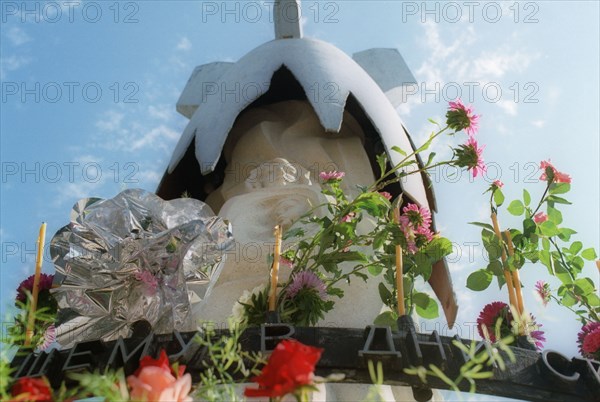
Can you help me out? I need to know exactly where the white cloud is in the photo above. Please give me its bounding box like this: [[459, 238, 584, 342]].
[[6, 27, 31, 46], [147, 105, 173, 122], [471, 49, 537, 81], [531, 120, 546, 128], [95, 110, 126, 133], [131, 125, 179, 151], [0, 55, 31, 79], [496, 99, 518, 116], [176, 37, 192, 51]]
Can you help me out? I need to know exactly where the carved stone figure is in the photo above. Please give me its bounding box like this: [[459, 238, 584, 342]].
[[157, 1, 455, 399]]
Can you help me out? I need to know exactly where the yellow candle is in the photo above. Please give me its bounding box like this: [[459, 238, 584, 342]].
[[394, 206, 406, 316], [505, 230, 524, 318], [268, 225, 282, 312], [25, 222, 47, 346], [491, 213, 518, 313]]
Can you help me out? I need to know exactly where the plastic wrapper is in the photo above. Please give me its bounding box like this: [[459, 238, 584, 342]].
[[50, 189, 233, 348]]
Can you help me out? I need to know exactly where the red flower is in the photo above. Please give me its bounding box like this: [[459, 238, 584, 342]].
[[16, 274, 54, 304], [136, 349, 186, 378], [244, 339, 323, 398], [10, 377, 53, 401], [477, 301, 513, 342], [578, 322, 600, 359]]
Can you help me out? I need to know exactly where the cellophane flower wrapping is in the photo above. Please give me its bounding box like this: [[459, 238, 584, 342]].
[[49, 189, 233, 348]]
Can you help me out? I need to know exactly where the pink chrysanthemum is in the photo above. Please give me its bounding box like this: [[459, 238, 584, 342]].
[[578, 322, 600, 359], [530, 328, 546, 351], [534, 280, 551, 307], [38, 324, 56, 351], [402, 203, 432, 228], [539, 160, 572, 184], [319, 171, 345, 181], [286, 271, 327, 301], [454, 137, 486, 178], [398, 203, 435, 254], [16, 273, 54, 304], [446, 98, 480, 137], [379, 191, 392, 201], [533, 211, 548, 224]]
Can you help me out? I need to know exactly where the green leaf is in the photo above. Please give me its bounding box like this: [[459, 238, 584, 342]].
[[546, 195, 572, 205], [424, 237, 453, 261], [573, 278, 595, 295], [376, 153, 388, 177], [466, 269, 493, 291], [378, 282, 393, 305], [523, 189, 531, 206], [523, 218, 536, 238], [368, 264, 384, 276], [581, 248, 598, 260], [547, 206, 563, 225], [469, 222, 495, 231], [549, 183, 570, 195], [539, 221, 559, 237], [558, 228, 577, 242], [373, 311, 398, 330], [413, 293, 439, 319], [570, 241, 583, 255], [487, 260, 504, 277], [425, 152, 436, 167], [283, 227, 305, 240], [391, 145, 407, 156], [494, 189, 505, 207], [507, 200, 525, 216], [354, 192, 389, 217], [428, 118, 439, 125]]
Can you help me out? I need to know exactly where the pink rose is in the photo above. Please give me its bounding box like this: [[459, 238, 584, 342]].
[[127, 366, 192, 402], [533, 211, 548, 224]]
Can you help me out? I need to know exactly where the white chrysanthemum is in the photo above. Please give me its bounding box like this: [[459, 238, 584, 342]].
[[230, 284, 266, 325]]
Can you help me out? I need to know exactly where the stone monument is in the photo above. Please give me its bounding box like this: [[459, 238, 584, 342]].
[[157, 1, 456, 399]]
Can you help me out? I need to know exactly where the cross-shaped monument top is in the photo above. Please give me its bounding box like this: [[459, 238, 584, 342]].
[[274, 0, 303, 39]]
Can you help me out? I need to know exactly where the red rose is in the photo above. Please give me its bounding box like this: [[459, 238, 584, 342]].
[[10, 377, 53, 401], [135, 349, 186, 378], [244, 339, 323, 398]]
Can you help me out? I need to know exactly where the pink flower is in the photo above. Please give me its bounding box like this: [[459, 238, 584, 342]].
[[398, 203, 435, 254], [533, 211, 548, 224], [446, 98, 480, 137], [319, 171, 345, 181], [135, 271, 159, 295], [38, 325, 56, 351], [454, 137, 486, 178], [530, 328, 546, 351], [534, 280, 551, 307], [578, 322, 600, 359], [539, 160, 572, 184], [127, 366, 192, 402], [280, 256, 294, 268], [493, 180, 504, 188], [379, 191, 392, 201], [286, 271, 327, 300], [341, 212, 356, 223]]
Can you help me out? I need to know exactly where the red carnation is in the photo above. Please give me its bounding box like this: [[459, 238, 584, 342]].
[[244, 339, 323, 399], [10, 377, 53, 401]]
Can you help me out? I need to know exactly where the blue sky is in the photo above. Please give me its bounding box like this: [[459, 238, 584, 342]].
[[1, 0, 598, 381]]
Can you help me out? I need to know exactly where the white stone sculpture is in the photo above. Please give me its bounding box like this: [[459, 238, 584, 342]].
[[157, 1, 454, 399]]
